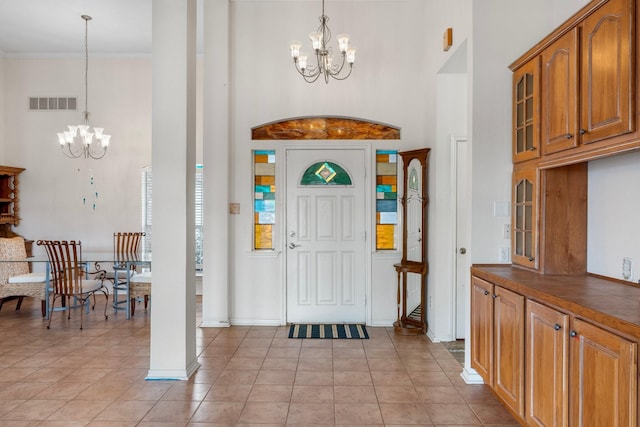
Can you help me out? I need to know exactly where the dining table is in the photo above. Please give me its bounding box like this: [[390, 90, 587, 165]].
[[13, 251, 151, 320]]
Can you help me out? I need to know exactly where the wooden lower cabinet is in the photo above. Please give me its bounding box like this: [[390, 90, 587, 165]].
[[471, 274, 639, 426], [470, 276, 524, 417], [526, 299, 569, 427], [470, 276, 493, 385], [570, 318, 637, 427], [494, 286, 525, 417]]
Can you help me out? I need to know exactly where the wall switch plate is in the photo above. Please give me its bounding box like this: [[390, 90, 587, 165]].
[[493, 201, 510, 217], [499, 247, 510, 263], [504, 224, 511, 240]]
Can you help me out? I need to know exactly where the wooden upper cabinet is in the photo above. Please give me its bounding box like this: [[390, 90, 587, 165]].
[[510, 0, 639, 166], [580, 0, 634, 145], [512, 58, 540, 162], [541, 29, 579, 155]]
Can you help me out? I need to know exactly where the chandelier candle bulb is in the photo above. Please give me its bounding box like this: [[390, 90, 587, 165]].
[[346, 48, 356, 64], [100, 135, 111, 147], [337, 34, 349, 53], [298, 56, 308, 71], [310, 32, 322, 50], [290, 42, 302, 59]]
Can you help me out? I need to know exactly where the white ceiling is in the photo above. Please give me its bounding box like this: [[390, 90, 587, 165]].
[[0, 0, 154, 56]]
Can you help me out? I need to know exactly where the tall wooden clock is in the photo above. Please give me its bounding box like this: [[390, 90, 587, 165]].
[[394, 148, 430, 335]]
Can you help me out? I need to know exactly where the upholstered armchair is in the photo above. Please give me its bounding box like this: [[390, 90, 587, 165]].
[[0, 237, 47, 316]]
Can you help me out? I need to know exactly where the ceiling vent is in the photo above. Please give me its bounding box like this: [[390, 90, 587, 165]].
[[29, 97, 77, 111]]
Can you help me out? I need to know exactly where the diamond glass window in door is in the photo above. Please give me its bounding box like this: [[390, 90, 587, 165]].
[[254, 150, 276, 250], [300, 161, 352, 185], [376, 150, 397, 250]]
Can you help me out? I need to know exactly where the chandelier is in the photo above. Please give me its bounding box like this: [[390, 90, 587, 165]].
[[56, 15, 110, 160], [289, 0, 356, 84]]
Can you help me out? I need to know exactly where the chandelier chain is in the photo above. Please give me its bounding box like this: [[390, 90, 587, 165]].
[[83, 15, 89, 122]]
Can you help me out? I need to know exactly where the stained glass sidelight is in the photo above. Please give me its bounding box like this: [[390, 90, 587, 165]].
[[376, 150, 397, 250], [254, 150, 276, 249]]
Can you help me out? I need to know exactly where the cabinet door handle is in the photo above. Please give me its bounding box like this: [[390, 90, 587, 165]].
[[580, 129, 586, 135], [528, 146, 537, 151], [554, 324, 561, 331], [565, 133, 573, 139], [483, 290, 489, 296], [492, 294, 497, 299], [570, 330, 578, 338]]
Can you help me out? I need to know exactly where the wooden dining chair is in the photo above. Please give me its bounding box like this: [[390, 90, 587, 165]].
[[37, 240, 108, 329], [129, 271, 151, 317], [114, 232, 144, 256], [111, 232, 148, 318]]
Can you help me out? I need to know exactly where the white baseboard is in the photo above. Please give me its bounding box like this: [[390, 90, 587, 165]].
[[230, 318, 283, 326], [146, 360, 201, 381], [460, 366, 484, 384], [199, 320, 230, 328]]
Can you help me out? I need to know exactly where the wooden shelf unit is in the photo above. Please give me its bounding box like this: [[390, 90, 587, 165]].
[[0, 166, 25, 231]]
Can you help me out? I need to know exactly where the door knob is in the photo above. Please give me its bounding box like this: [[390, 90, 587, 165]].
[[288, 243, 301, 249], [459, 248, 466, 254]]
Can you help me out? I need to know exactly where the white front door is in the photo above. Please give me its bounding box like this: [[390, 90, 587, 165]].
[[286, 148, 366, 323]]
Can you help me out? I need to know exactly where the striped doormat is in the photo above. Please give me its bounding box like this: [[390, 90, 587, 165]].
[[288, 324, 369, 339]]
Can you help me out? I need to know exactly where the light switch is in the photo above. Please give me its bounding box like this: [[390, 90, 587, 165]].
[[229, 203, 240, 214]]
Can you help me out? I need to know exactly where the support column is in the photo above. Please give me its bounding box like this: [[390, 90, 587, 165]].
[[148, 0, 199, 380], [200, 0, 230, 327]]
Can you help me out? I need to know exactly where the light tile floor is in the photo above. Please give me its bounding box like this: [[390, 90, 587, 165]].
[[0, 296, 519, 426]]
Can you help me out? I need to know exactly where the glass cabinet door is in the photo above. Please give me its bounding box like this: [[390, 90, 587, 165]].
[[512, 168, 537, 269], [512, 58, 540, 163]]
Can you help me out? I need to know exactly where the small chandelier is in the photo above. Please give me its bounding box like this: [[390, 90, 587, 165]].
[[57, 15, 110, 160], [289, 0, 356, 84]]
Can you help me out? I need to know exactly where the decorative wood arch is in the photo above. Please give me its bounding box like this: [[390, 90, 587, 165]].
[[251, 116, 400, 140]]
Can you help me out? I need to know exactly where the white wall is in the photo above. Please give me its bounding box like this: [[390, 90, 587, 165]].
[[423, 0, 472, 341], [4, 58, 152, 252], [0, 55, 5, 162], [228, 0, 434, 326], [470, 0, 589, 265], [588, 151, 640, 282], [4, 0, 631, 336]]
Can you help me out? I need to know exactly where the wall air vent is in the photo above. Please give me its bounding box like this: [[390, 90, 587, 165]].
[[28, 97, 77, 111]]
